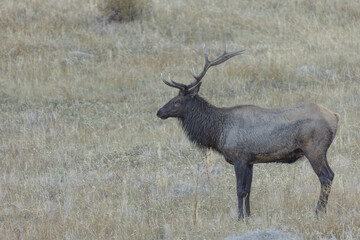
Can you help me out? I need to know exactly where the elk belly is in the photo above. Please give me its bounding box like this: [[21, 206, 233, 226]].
[[250, 148, 304, 164]]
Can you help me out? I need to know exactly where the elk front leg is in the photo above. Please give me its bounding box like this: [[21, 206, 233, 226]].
[[244, 164, 253, 217], [234, 160, 249, 220]]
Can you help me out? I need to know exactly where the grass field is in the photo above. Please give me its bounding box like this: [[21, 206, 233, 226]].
[[0, 0, 359, 239]]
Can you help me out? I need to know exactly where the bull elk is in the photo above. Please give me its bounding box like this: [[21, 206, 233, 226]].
[[156, 44, 339, 219]]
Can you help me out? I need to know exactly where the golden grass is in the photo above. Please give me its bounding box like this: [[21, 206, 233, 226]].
[[0, 0, 359, 239]]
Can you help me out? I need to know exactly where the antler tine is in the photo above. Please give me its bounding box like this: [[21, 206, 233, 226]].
[[203, 43, 210, 63], [188, 44, 245, 89], [161, 73, 186, 90], [169, 73, 188, 89], [190, 43, 210, 81], [210, 49, 245, 66]]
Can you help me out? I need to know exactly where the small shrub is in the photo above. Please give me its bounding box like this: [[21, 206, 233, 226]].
[[98, 0, 150, 22]]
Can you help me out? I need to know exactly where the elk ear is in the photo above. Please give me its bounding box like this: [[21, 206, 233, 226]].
[[189, 83, 202, 97]]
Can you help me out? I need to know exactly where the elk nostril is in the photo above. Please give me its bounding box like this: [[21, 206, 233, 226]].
[[156, 109, 162, 117]]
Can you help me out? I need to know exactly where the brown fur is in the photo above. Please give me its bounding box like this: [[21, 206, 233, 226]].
[[158, 89, 340, 219], [157, 46, 339, 220]]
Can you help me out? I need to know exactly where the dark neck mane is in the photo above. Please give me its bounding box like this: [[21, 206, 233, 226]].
[[179, 96, 225, 151]]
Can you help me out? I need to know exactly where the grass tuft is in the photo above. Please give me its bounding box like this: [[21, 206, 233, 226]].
[[98, 0, 151, 22]]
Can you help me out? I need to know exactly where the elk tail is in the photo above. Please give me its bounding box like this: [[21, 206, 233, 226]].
[[332, 112, 340, 139]]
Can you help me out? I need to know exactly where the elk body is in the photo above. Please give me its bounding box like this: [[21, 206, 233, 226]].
[[156, 45, 339, 219]]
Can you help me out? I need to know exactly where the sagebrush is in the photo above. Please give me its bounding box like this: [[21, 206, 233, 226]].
[[98, 0, 150, 22]]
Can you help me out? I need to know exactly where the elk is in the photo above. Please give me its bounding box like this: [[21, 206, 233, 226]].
[[156, 44, 339, 219]]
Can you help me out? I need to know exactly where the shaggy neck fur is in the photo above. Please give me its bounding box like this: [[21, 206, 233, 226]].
[[179, 95, 226, 151]]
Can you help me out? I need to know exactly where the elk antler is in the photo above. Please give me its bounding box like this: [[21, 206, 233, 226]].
[[188, 43, 245, 89], [161, 44, 245, 91], [161, 73, 187, 90]]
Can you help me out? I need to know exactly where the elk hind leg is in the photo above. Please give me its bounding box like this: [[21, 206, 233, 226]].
[[305, 150, 334, 215]]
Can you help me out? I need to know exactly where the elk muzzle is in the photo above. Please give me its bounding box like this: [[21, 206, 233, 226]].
[[156, 108, 169, 119]]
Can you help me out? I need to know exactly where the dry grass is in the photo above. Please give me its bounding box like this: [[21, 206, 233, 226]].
[[0, 0, 359, 239]]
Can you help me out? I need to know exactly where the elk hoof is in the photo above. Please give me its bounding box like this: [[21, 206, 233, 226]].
[[315, 207, 326, 218]]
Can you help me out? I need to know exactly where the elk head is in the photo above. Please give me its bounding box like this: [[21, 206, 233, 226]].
[[157, 44, 245, 119]]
